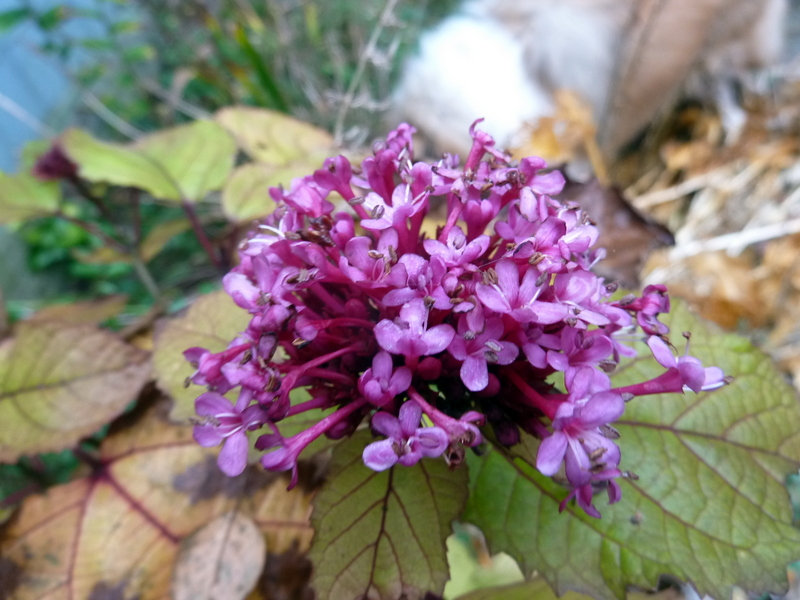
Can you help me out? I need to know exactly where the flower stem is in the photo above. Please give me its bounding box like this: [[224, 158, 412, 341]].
[[505, 369, 561, 420]]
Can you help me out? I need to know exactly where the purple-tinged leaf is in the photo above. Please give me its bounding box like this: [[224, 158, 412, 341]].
[[466, 300, 800, 600], [0, 322, 150, 462], [310, 431, 468, 600]]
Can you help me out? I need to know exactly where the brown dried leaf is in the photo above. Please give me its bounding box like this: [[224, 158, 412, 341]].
[[0, 322, 151, 462], [26, 295, 128, 326], [559, 179, 673, 288], [642, 249, 765, 329], [172, 511, 266, 600], [513, 90, 601, 175], [601, 0, 725, 156], [0, 399, 314, 600]]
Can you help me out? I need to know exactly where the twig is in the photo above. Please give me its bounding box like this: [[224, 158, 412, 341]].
[[67, 176, 116, 224], [333, 0, 400, 145], [631, 167, 732, 210], [130, 188, 143, 247], [0, 90, 55, 137], [140, 79, 212, 121], [56, 212, 162, 299], [670, 218, 800, 260], [81, 91, 143, 139], [57, 212, 128, 254], [132, 259, 162, 301], [182, 200, 221, 268], [119, 300, 166, 341]]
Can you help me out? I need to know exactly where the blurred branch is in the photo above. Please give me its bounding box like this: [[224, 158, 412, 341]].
[[81, 91, 142, 139], [181, 200, 221, 269], [671, 218, 800, 260], [0, 90, 55, 137], [140, 78, 211, 121], [334, 0, 401, 144]]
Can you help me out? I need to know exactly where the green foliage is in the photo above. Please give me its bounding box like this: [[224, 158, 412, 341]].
[[464, 300, 800, 600], [0, 8, 31, 32], [62, 120, 236, 203], [8, 0, 459, 142], [443, 526, 524, 599], [0, 172, 60, 224], [310, 430, 470, 600]]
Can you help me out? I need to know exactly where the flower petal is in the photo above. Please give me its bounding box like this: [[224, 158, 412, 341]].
[[218, 431, 249, 476], [415, 427, 449, 457], [423, 324, 455, 355], [398, 401, 423, 436], [195, 392, 233, 417], [460, 355, 488, 392], [647, 336, 677, 369], [363, 439, 399, 471], [536, 432, 568, 476], [372, 411, 402, 439], [193, 423, 224, 447]]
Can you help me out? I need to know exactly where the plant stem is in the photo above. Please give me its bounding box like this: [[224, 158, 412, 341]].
[[181, 200, 221, 268], [67, 176, 115, 223], [132, 258, 162, 300], [55, 213, 161, 300], [57, 212, 128, 254]]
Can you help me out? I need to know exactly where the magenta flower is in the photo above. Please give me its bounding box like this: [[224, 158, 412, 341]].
[[448, 310, 519, 392], [185, 120, 726, 518], [363, 401, 449, 471], [193, 392, 268, 476], [358, 351, 413, 407], [374, 299, 455, 361], [647, 336, 726, 392]]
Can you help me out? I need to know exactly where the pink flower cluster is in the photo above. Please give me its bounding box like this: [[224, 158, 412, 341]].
[[186, 122, 725, 517]]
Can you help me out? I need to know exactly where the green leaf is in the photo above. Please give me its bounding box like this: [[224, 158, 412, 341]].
[[123, 44, 155, 62], [79, 38, 114, 51], [465, 300, 800, 600], [153, 291, 250, 421], [453, 578, 592, 600], [0, 322, 151, 462], [0, 8, 31, 32], [61, 121, 236, 203], [0, 172, 60, 224], [444, 526, 523, 599], [233, 25, 288, 112], [110, 20, 139, 35], [140, 218, 191, 262], [221, 163, 281, 222], [62, 128, 180, 200], [216, 106, 335, 166], [19, 139, 52, 171], [36, 6, 69, 30], [133, 120, 236, 202], [310, 431, 469, 600]]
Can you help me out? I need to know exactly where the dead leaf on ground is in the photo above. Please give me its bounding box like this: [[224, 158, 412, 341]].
[[0, 322, 151, 462], [25, 295, 128, 326], [558, 179, 673, 288], [172, 511, 266, 600], [0, 398, 314, 600]]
